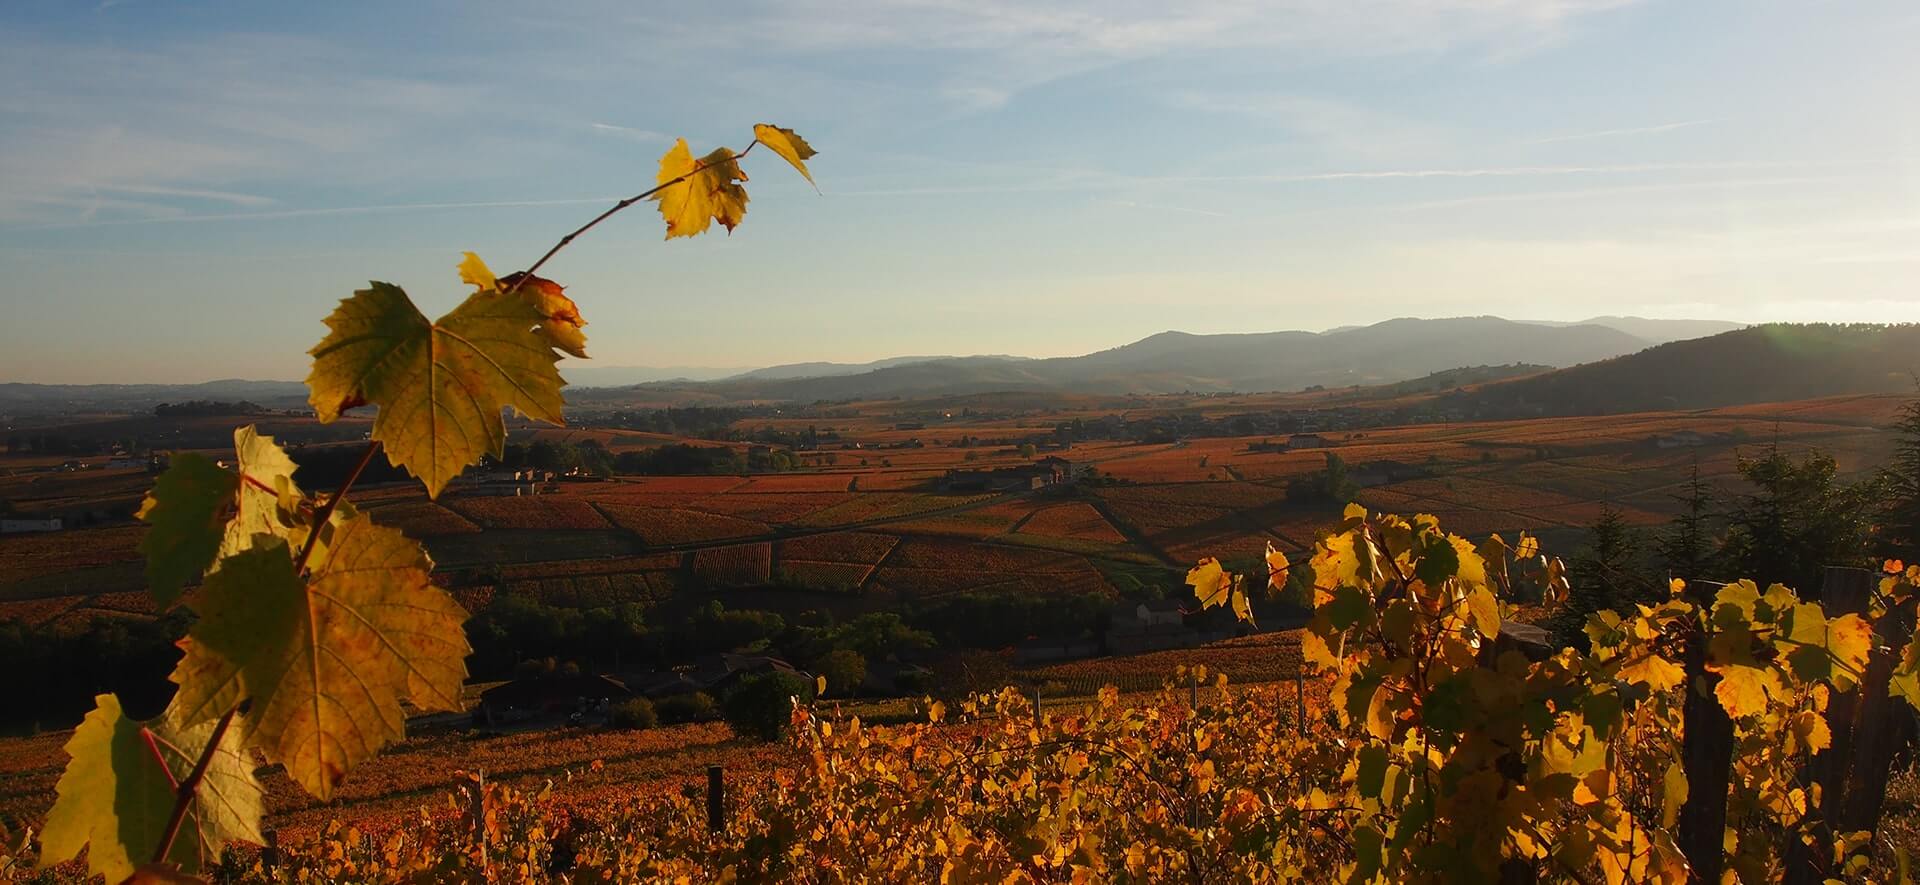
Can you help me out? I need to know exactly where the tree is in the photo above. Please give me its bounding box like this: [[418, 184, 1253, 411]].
[[1720, 443, 1879, 596], [1285, 452, 1355, 507], [1018, 443, 1037, 458], [812, 649, 867, 697], [1879, 392, 1920, 555], [1548, 505, 1645, 649], [723, 672, 814, 742], [1654, 460, 1716, 582]]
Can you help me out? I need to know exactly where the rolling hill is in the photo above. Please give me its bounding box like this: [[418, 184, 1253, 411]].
[[670, 317, 1655, 400], [1441, 323, 1920, 416]]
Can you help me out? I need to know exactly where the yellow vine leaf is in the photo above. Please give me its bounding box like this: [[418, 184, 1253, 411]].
[[1619, 653, 1686, 692], [1713, 666, 1771, 718], [1186, 558, 1232, 610], [753, 123, 818, 186], [1825, 613, 1873, 691], [307, 279, 566, 499], [1660, 761, 1688, 828], [1264, 541, 1291, 590], [653, 139, 749, 239], [169, 515, 468, 799], [1465, 586, 1500, 638], [461, 252, 589, 359], [135, 453, 238, 608], [221, 425, 304, 559], [39, 694, 263, 883]]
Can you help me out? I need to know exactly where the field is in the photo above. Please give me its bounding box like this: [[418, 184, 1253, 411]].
[[0, 392, 1906, 859]]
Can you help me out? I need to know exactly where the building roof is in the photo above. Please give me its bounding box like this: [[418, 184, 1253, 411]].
[[480, 673, 633, 709]]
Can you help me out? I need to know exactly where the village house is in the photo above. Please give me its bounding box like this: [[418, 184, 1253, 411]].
[[476, 673, 634, 725], [0, 518, 63, 534]]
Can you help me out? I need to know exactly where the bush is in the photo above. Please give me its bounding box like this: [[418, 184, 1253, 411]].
[[655, 691, 716, 723], [812, 649, 867, 697], [928, 650, 1012, 702], [723, 672, 813, 742], [608, 697, 658, 730]]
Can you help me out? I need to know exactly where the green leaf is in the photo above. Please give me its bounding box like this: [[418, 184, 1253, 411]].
[[1326, 585, 1372, 631], [136, 454, 238, 608], [1412, 535, 1458, 586], [306, 280, 566, 499], [39, 694, 262, 883], [752, 123, 818, 187], [169, 514, 469, 799]]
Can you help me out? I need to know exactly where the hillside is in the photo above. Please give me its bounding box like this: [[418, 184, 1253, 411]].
[[675, 317, 1651, 400], [1443, 323, 1920, 416]]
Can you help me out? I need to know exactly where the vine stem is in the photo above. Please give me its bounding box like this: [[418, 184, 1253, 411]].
[[294, 440, 380, 575], [151, 705, 239, 864], [504, 140, 759, 298]]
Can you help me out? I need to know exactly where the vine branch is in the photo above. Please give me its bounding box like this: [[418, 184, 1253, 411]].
[[151, 705, 240, 865]]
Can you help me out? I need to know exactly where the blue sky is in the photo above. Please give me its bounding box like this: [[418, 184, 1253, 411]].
[[1, 0, 1917, 383]]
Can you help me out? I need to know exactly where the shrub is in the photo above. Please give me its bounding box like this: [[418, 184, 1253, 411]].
[[607, 697, 657, 730], [928, 649, 1012, 701], [655, 691, 716, 723], [723, 672, 813, 742], [812, 649, 867, 697]]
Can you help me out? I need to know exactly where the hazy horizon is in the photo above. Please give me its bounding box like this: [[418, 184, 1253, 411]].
[[3, 1, 1917, 384]]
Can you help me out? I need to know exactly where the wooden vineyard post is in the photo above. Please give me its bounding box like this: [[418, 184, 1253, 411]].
[[707, 764, 726, 833], [470, 768, 488, 871], [1786, 567, 1873, 885], [1032, 684, 1042, 727], [1677, 578, 1735, 885], [1295, 666, 1306, 735], [260, 828, 279, 875], [1842, 568, 1916, 836]]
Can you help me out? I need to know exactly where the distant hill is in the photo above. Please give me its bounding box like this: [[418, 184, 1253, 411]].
[[0, 379, 310, 414], [723, 355, 1027, 382], [1524, 316, 1745, 344], [676, 317, 1652, 400], [1441, 323, 1920, 416], [562, 365, 754, 386]]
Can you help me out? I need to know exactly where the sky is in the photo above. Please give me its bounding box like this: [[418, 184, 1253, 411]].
[[1, 0, 1917, 384]]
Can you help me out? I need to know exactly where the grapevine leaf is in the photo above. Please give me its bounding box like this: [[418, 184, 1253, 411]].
[[1465, 587, 1501, 638], [307, 280, 565, 499], [1229, 578, 1256, 626], [39, 694, 263, 883], [1660, 761, 1687, 828], [461, 252, 589, 360], [1186, 558, 1231, 610], [1619, 654, 1686, 692], [136, 454, 238, 607], [221, 425, 303, 559], [752, 123, 818, 186], [169, 515, 468, 799], [1713, 666, 1771, 718], [1264, 542, 1291, 590], [1892, 633, 1920, 705], [653, 139, 749, 239], [1825, 613, 1873, 691], [1413, 537, 1457, 587]]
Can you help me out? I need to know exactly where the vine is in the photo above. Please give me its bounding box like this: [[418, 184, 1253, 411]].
[[32, 123, 817, 884]]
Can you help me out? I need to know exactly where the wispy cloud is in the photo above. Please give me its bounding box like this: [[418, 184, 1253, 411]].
[[1526, 119, 1716, 145], [26, 197, 624, 229], [590, 122, 670, 143]]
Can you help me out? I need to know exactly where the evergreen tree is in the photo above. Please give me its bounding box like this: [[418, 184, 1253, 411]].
[[1720, 443, 1879, 597], [1549, 505, 1645, 649], [1654, 460, 1716, 582], [1878, 392, 1920, 556]]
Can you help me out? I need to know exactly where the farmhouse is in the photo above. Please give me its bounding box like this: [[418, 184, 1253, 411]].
[[0, 518, 63, 534], [939, 457, 1085, 493], [477, 673, 633, 724], [626, 653, 805, 700], [1285, 433, 1331, 450]]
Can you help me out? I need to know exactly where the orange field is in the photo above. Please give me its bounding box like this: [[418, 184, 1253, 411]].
[[1014, 502, 1128, 544]]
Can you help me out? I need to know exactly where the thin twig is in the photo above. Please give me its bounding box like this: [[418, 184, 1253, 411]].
[[504, 140, 760, 298], [151, 704, 239, 864]]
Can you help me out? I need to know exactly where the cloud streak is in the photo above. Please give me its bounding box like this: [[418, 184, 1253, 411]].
[[1526, 119, 1716, 145]]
